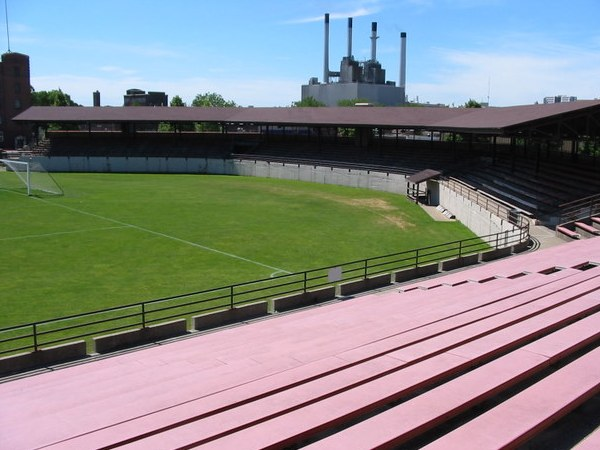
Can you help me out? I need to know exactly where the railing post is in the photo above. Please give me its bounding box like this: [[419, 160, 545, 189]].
[[303, 271, 308, 293], [32, 323, 38, 352], [458, 240, 463, 258], [141, 303, 146, 328], [364, 259, 368, 279], [415, 248, 419, 267], [230, 285, 235, 309]]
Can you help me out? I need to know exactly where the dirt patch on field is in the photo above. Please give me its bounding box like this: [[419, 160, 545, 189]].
[[342, 198, 396, 211], [335, 197, 413, 230], [255, 183, 413, 229]]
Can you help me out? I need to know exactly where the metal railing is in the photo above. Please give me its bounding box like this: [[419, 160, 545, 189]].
[[558, 193, 600, 225], [441, 177, 529, 229], [0, 228, 528, 357]]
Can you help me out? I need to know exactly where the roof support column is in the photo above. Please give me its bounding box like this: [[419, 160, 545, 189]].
[[535, 139, 541, 175], [510, 137, 516, 172], [318, 127, 322, 153], [467, 133, 473, 155]]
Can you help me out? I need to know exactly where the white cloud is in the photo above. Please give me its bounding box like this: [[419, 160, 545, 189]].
[[409, 38, 600, 106], [285, 0, 381, 24]]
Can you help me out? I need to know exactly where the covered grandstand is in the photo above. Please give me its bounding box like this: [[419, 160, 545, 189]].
[[13, 100, 600, 225]]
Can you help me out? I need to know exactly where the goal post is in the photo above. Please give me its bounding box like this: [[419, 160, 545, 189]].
[[0, 159, 63, 196]]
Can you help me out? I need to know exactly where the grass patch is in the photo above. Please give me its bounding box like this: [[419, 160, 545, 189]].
[[0, 173, 477, 329]]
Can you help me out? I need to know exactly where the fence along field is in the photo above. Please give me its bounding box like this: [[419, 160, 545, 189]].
[[0, 172, 478, 330]]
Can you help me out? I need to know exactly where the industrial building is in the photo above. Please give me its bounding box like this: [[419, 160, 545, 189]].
[[123, 88, 168, 107], [301, 14, 407, 106]]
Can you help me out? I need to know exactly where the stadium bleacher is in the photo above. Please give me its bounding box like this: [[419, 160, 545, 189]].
[[1, 237, 598, 449]]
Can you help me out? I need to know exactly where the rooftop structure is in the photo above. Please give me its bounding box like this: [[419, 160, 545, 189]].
[[123, 88, 168, 107], [544, 95, 578, 104]]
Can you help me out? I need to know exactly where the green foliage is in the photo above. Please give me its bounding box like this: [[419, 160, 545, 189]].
[[31, 88, 80, 107], [192, 92, 237, 131], [0, 173, 476, 327], [464, 99, 482, 108], [170, 95, 186, 107], [31, 89, 81, 130], [192, 92, 236, 107], [292, 96, 326, 107], [581, 138, 600, 157], [337, 98, 372, 106], [338, 127, 356, 137], [158, 95, 191, 131]]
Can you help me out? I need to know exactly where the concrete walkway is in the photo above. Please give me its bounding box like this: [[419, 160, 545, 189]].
[[528, 221, 566, 250]]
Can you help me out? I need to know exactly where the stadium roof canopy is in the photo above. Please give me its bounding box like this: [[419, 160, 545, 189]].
[[14, 100, 600, 138]]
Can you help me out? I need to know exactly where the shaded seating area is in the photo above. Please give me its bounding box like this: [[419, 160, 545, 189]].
[[1, 237, 599, 449]]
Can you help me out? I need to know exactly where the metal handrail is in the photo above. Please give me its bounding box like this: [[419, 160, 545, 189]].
[[558, 193, 600, 225], [441, 177, 529, 229], [0, 228, 528, 357]]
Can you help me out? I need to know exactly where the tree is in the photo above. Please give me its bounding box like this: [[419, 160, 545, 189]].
[[170, 95, 186, 107], [192, 92, 236, 108], [292, 96, 325, 107], [192, 92, 237, 131], [158, 95, 190, 132], [31, 88, 80, 107], [464, 99, 482, 108], [31, 88, 80, 130], [337, 98, 372, 107]]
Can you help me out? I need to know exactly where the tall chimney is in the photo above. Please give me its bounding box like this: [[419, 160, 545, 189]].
[[347, 17, 353, 58], [370, 22, 378, 62], [323, 13, 330, 84], [399, 32, 407, 91]]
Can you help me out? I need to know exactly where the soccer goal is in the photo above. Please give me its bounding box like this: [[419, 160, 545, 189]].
[[0, 159, 63, 196]]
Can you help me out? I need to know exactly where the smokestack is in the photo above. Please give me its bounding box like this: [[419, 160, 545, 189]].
[[399, 32, 407, 91], [323, 13, 330, 84], [370, 22, 378, 62], [347, 17, 353, 58], [93, 90, 101, 107]]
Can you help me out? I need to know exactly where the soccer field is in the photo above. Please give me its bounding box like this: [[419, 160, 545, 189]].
[[0, 172, 477, 327]]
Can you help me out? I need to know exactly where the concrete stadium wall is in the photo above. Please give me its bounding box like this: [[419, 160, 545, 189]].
[[34, 156, 235, 174], [193, 301, 269, 331], [34, 156, 409, 195], [232, 160, 408, 194], [438, 183, 516, 239], [0, 341, 87, 375], [93, 319, 188, 354]]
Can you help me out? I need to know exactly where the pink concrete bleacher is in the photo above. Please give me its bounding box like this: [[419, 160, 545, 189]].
[[0, 238, 599, 449]]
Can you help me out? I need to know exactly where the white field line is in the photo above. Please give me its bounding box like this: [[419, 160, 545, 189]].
[[29, 196, 292, 275], [0, 226, 130, 241]]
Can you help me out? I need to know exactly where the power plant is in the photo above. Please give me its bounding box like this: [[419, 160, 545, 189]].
[[301, 13, 407, 106]]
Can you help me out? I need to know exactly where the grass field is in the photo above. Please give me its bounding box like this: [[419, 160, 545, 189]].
[[0, 172, 478, 328]]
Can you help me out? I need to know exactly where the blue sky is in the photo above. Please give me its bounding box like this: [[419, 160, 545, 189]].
[[7, 0, 600, 107]]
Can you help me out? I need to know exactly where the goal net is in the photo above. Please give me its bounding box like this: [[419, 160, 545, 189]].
[[0, 159, 63, 196]]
